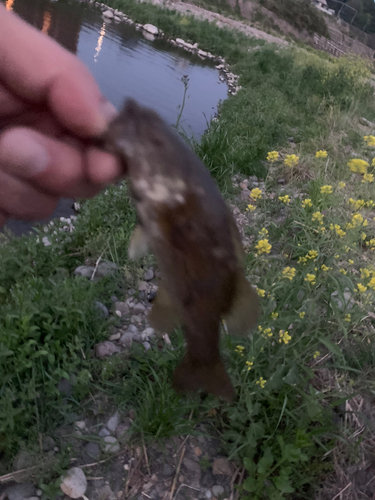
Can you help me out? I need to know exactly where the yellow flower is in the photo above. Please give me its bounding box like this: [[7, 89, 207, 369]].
[[320, 185, 333, 194], [235, 345, 245, 356], [307, 250, 318, 260], [348, 259, 354, 265], [320, 226, 326, 233], [368, 238, 375, 248], [278, 330, 291, 344], [356, 283, 367, 293], [349, 198, 365, 210], [299, 311, 305, 319], [267, 151, 279, 162], [313, 351, 320, 359], [256, 377, 267, 389], [246, 204, 256, 212], [361, 268, 371, 279], [368, 277, 375, 290], [312, 211, 324, 224], [344, 314, 351, 322], [362, 173, 374, 183], [271, 312, 278, 320], [339, 269, 347, 275], [315, 150, 328, 158], [362, 232, 367, 240], [259, 228, 269, 237], [334, 254, 340, 259], [250, 188, 262, 200], [329, 223, 346, 238], [351, 213, 364, 227], [338, 181, 346, 189], [282, 266, 296, 281], [302, 198, 312, 208], [256, 239, 272, 255], [321, 264, 330, 272], [305, 273, 316, 285], [372, 158, 375, 167], [279, 195, 291, 204], [344, 246, 350, 252], [364, 135, 375, 146], [298, 256, 308, 264], [246, 360, 254, 370], [257, 288, 266, 297], [284, 154, 299, 168], [365, 200, 374, 208], [348, 159, 369, 174], [263, 327, 273, 338]]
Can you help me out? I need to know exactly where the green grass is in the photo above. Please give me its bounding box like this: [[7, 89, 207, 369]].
[[1, 2, 375, 497]]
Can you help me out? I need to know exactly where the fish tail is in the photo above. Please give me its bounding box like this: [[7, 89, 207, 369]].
[[172, 355, 235, 402]]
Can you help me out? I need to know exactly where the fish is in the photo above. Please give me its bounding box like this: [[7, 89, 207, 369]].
[[101, 99, 260, 401]]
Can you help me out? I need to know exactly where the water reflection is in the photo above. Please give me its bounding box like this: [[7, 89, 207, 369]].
[[94, 21, 106, 62], [5, 0, 14, 10], [41, 9, 52, 34]]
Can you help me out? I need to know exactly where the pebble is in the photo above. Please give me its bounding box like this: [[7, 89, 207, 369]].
[[212, 457, 232, 476], [114, 301, 130, 316], [5, 482, 35, 500], [74, 421, 86, 430], [212, 485, 225, 497], [109, 332, 121, 341], [130, 315, 142, 324], [103, 9, 114, 18], [110, 295, 118, 302], [138, 281, 148, 291], [133, 302, 146, 314], [120, 332, 134, 346], [128, 324, 138, 333], [142, 341, 151, 351], [42, 435, 56, 452], [103, 436, 120, 453], [162, 463, 173, 477], [143, 268, 154, 281], [81, 442, 100, 464], [107, 411, 120, 432], [98, 427, 111, 437], [142, 327, 155, 339], [205, 491, 212, 499], [115, 421, 131, 443], [95, 341, 121, 359], [60, 467, 87, 499], [94, 301, 109, 319], [74, 265, 95, 279]]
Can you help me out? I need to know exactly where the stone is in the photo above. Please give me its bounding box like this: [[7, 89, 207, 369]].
[[143, 23, 158, 35], [98, 427, 111, 437], [95, 341, 120, 359], [60, 467, 87, 499], [212, 485, 225, 497], [142, 341, 151, 351], [109, 332, 121, 341], [114, 15, 121, 22], [128, 324, 138, 333], [182, 457, 201, 475], [331, 288, 354, 311], [42, 436, 56, 452], [240, 188, 251, 201], [130, 315, 142, 324], [138, 281, 148, 291], [110, 295, 118, 302], [6, 482, 35, 500], [107, 411, 120, 432], [205, 491, 212, 499], [102, 9, 114, 18], [162, 463, 173, 477], [212, 457, 232, 476], [94, 301, 109, 319], [103, 436, 120, 453], [12, 450, 34, 471], [115, 301, 130, 315], [96, 261, 118, 278], [74, 265, 95, 279], [239, 179, 249, 189], [198, 49, 208, 57], [142, 327, 155, 339], [143, 268, 154, 281], [81, 442, 100, 464], [115, 421, 131, 443], [133, 302, 146, 314], [175, 37, 186, 46], [120, 331, 135, 345]]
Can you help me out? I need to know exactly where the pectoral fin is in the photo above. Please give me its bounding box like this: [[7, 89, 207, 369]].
[[148, 284, 181, 333], [128, 225, 149, 260], [223, 272, 260, 335]]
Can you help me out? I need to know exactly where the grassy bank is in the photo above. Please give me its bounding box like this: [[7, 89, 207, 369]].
[[1, 2, 375, 498]]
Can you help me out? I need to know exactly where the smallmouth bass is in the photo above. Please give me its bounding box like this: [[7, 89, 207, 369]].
[[102, 99, 260, 401]]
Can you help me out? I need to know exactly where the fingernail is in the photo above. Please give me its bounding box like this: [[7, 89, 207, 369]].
[[1, 129, 50, 177]]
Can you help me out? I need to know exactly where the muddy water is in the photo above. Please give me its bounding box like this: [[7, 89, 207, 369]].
[[2, 0, 227, 235]]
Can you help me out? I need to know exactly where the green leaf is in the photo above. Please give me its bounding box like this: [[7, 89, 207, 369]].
[[319, 337, 343, 359], [257, 447, 274, 475]]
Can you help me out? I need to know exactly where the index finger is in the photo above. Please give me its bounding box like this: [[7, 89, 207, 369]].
[[0, 5, 116, 137]]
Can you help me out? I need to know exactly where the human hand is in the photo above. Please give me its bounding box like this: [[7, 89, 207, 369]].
[[0, 5, 123, 228]]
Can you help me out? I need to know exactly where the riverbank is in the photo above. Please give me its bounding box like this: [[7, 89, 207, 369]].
[[1, 0, 375, 498]]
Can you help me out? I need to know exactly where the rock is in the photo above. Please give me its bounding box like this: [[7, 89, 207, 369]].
[[212, 457, 232, 476], [95, 341, 120, 359], [120, 332, 135, 346], [239, 179, 249, 189], [81, 442, 100, 464], [109, 332, 121, 341], [198, 49, 208, 57], [74, 265, 95, 279], [331, 288, 354, 311], [212, 485, 225, 497], [94, 301, 109, 319], [115, 301, 130, 316], [102, 9, 114, 18], [143, 268, 154, 281], [114, 15, 121, 22], [176, 37, 186, 46], [96, 261, 118, 278], [133, 302, 146, 314], [42, 436, 56, 452], [6, 482, 35, 500], [130, 315, 142, 324], [12, 450, 34, 471], [115, 421, 131, 443], [60, 467, 87, 499], [103, 436, 120, 453], [142, 327, 155, 339], [205, 491, 212, 499], [110, 295, 118, 303], [162, 463, 173, 477], [74, 420, 86, 431], [128, 324, 138, 333], [138, 281, 148, 291], [143, 23, 158, 35], [98, 427, 111, 437], [107, 411, 120, 432], [182, 457, 201, 475], [142, 341, 151, 351], [240, 188, 251, 201], [147, 290, 157, 302]]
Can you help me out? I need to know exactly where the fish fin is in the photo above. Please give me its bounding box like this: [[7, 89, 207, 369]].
[[172, 356, 235, 402], [224, 272, 260, 336], [128, 225, 149, 260], [148, 284, 181, 333]]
